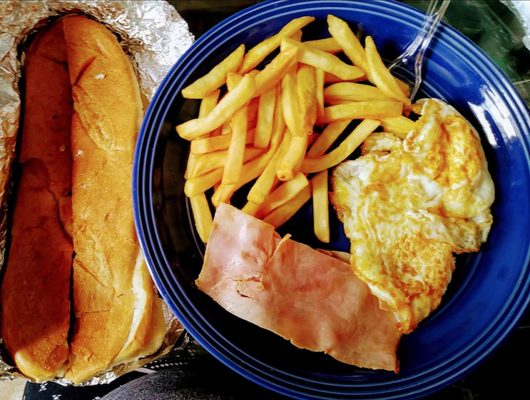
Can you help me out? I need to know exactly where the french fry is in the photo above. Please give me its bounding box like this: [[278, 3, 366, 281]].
[[199, 89, 221, 115], [323, 100, 402, 123], [281, 71, 303, 137], [365, 36, 410, 105], [315, 68, 325, 124], [281, 38, 365, 81], [290, 30, 303, 42], [211, 67, 260, 204], [277, 134, 308, 181], [380, 116, 416, 139], [190, 129, 255, 154], [411, 102, 425, 115], [241, 200, 262, 216], [263, 185, 312, 228], [227, 70, 259, 92], [303, 37, 342, 53], [254, 46, 299, 97], [324, 82, 389, 103], [301, 119, 380, 173], [210, 185, 224, 207], [221, 123, 232, 135], [212, 148, 274, 207], [245, 90, 287, 203], [239, 16, 315, 73], [226, 72, 243, 90], [191, 146, 264, 178], [396, 77, 411, 97], [270, 85, 285, 145], [227, 72, 259, 130], [230, 151, 275, 193], [176, 74, 255, 140], [247, 129, 290, 204], [221, 104, 247, 185], [308, 132, 319, 147], [327, 14, 368, 71], [212, 118, 286, 207], [185, 89, 221, 178], [228, 69, 259, 87], [184, 168, 223, 197], [190, 193, 213, 243], [204, 90, 223, 136], [324, 72, 346, 84], [296, 64, 317, 136], [212, 183, 237, 206], [247, 97, 260, 130], [323, 72, 379, 85], [258, 172, 309, 217], [209, 128, 222, 137], [254, 87, 277, 148], [185, 156, 197, 180], [311, 169, 330, 243], [307, 119, 351, 157], [180, 15, 419, 237], [182, 44, 245, 99]]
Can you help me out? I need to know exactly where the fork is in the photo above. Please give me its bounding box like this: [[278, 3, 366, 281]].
[[389, 0, 451, 101]]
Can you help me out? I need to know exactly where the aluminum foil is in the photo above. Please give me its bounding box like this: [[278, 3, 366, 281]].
[[0, 0, 194, 385]]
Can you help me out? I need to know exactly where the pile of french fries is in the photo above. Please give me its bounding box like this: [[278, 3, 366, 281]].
[[176, 14, 416, 244]]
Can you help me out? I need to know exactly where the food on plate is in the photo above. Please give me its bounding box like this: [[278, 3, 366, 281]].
[[331, 99, 495, 333], [364, 36, 411, 105], [254, 86, 277, 148], [322, 100, 402, 123], [327, 14, 368, 72], [324, 82, 390, 103], [1, 16, 165, 383], [303, 37, 342, 54], [256, 172, 309, 218], [301, 119, 380, 173], [181, 44, 245, 99], [262, 184, 312, 228], [239, 16, 315, 74], [176, 14, 412, 243], [196, 204, 402, 371], [177, 74, 256, 140], [311, 169, 330, 243], [280, 37, 365, 81], [178, 13, 494, 368]]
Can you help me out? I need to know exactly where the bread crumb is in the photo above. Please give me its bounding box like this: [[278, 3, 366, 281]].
[[95, 73, 106, 80], [76, 150, 84, 157], [59, 145, 66, 152]]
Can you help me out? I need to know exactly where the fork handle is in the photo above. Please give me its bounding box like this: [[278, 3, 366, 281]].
[[409, 0, 451, 99], [389, 0, 451, 100]]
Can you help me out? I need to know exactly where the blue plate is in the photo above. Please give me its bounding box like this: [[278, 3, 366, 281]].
[[133, 0, 530, 398]]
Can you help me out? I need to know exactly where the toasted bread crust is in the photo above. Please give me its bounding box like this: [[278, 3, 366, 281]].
[[1, 20, 73, 381], [62, 15, 163, 383], [1, 16, 165, 383]]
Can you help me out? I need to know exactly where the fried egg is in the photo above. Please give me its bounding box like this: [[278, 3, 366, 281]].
[[331, 99, 495, 333]]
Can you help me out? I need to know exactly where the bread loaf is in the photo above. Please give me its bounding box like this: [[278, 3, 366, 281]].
[[0, 20, 73, 381], [1, 15, 165, 383], [61, 15, 164, 383]]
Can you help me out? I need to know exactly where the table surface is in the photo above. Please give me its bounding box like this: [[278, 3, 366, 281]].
[[166, 1, 530, 398]]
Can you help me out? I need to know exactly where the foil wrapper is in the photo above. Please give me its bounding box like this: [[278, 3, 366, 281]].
[[0, 0, 194, 385]]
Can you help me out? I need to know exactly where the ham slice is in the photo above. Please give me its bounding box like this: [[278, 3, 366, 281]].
[[196, 204, 402, 371]]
